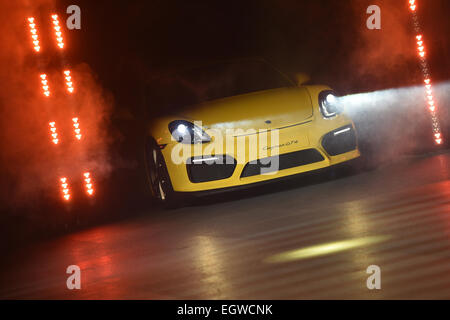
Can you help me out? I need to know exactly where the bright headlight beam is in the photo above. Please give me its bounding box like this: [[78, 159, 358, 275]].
[[326, 93, 337, 104], [169, 121, 211, 144], [177, 124, 187, 134], [337, 82, 449, 121]]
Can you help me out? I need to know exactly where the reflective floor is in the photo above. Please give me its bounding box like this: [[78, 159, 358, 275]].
[[1, 152, 450, 299]]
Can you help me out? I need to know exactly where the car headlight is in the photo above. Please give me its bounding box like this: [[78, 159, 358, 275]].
[[318, 91, 343, 118], [168, 120, 211, 144]]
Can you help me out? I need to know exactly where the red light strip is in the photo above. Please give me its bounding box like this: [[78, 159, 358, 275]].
[[27, 17, 41, 52], [408, 1, 443, 145], [51, 14, 65, 49], [40, 74, 50, 97], [72, 117, 82, 140], [83, 172, 95, 196], [63, 70, 74, 93], [60, 177, 71, 201], [48, 121, 59, 144]]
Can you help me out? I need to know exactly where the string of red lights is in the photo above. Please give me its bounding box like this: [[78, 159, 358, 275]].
[[27, 17, 41, 52], [28, 14, 94, 201], [408, 0, 443, 145]]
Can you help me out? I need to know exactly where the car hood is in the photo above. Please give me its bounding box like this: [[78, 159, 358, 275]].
[[180, 87, 313, 131]]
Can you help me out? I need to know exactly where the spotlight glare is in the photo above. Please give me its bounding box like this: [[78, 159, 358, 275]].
[[326, 93, 337, 104]]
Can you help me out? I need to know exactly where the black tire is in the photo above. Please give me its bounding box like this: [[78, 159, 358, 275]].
[[144, 138, 181, 208]]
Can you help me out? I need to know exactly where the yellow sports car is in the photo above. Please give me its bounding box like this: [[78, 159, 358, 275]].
[[145, 59, 360, 203]]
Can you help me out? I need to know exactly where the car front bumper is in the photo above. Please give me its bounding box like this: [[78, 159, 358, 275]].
[[160, 117, 361, 192]]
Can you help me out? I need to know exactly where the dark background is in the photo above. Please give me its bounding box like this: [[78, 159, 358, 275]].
[[60, 0, 449, 93], [58, 0, 450, 156]]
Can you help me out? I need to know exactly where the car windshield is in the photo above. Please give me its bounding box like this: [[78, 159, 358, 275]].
[[147, 60, 294, 111]]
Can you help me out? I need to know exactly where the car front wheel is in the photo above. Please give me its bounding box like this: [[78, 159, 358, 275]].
[[144, 138, 177, 206]]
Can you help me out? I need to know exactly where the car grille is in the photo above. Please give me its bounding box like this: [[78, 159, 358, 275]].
[[186, 155, 236, 183], [240, 149, 325, 178], [321, 125, 357, 156]]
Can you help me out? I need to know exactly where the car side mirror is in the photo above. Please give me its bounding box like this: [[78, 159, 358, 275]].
[[294, 73, 311, 86]]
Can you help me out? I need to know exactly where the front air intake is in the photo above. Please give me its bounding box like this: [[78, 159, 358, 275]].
[[186, 155, 236, 183], [240, 149, 325, 178], [321, 125, 357, 156]]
